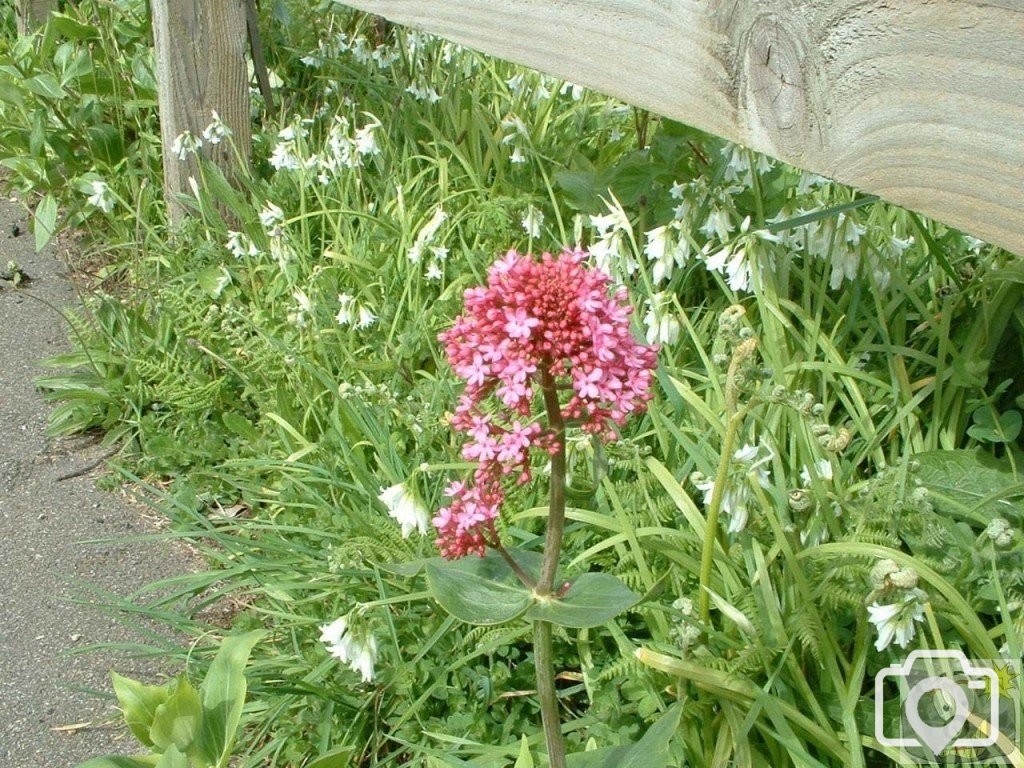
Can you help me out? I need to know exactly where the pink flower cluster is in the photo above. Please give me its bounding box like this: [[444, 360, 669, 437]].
[[433, 249, 658, 558]]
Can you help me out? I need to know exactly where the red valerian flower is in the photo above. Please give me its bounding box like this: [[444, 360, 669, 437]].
[[435, 249, 658, 558]]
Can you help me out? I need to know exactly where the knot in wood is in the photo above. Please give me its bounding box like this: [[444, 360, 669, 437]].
[[740, 15, 821, 161]]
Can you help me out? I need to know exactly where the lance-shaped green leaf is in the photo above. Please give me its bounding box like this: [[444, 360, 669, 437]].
[[149, 675, 201, 753], [110, 672, 171, 749], [75, 757, 160, 768], [195, 630, 265, 767], [426, 550, 535, 626], [525, 572, 640, 628]]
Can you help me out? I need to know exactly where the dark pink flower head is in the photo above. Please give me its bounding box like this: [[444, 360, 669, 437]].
[[434, 249, 658, 558]]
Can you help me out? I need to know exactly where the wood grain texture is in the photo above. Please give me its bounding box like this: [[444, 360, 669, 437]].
[[151, 0, 251, 224], [16, 0, 55, 34], [341, 0, 1024, 256]]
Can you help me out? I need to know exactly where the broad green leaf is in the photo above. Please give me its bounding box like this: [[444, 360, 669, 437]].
[[524, 572, 640, 628], [566, 706, 681, 768], [24, 73, 67, 100], [48, 13, 100, 40], [154, 745, 189, 768], [914, 449, 1023, 524], [34, 193, 57, 252], [75, 757, 159, 768], [567, 748, 623, 768], [425, 550, 534, 626], [195, 630, 264, 767], [611, 704, 682, 768], [197, 265, 231, 298], [110, 671, 172, 748], [305, 746, 355, 768], [149, 675, 202, 753], [514, 735, 535, 768]]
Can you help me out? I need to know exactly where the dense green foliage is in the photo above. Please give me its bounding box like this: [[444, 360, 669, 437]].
[[2, 1, 1022, 766]]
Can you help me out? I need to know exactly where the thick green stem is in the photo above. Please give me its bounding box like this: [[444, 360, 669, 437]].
[[698, 408, 746, 624], [534, 619, 565, 767], [535, 370, 567, 768]]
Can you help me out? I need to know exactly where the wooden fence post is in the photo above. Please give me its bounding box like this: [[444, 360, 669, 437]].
[[16, 0, 56, 35], [341, 0, 1024, 257], [151, 0, 252, 225]]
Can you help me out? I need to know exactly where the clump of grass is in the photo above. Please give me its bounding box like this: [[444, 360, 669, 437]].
[[8, 3, 1022, 766]]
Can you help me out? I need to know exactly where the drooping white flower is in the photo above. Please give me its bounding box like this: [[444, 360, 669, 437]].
[[353, 115, 382, 158], [559, 81, 585, 100], [700, 207, 733, 243], [378, 482, 429, 538], [288, 289, 313, 328], [357, 305, 377, 329], [695, 442, 773, 533], [405, 82, 441, 103], [521, 206, 544, 238], [86, 180, 116, 214], [259, 202, 285, 235], [170, 131, 202, 161], [201, 110, 232, 145], [269, 140, 302, 172], [407, 206, 447, 263], [424, 261, 443, 281], [642, 291, 681, 346], [506, 72, 526, 96], [336, 293, 354, 326], [320, 616, 377, 682], [868, 589, 927, 652], [644, 223, 691, 283], [800, 459, 834, 485], [226, 230, 259, 259], [589, 203, 638, 274], [320, 616, 348, 646]]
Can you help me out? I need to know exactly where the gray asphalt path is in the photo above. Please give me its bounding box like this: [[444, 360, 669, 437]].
[[0, 197, 193, 767]]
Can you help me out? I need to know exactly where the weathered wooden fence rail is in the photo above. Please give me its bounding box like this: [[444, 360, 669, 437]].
[[341, 0, 1024, 257]]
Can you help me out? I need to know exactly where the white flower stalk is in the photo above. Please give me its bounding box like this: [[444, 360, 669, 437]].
[[287, 289, 313, 328], [378, 482, 429, 538], [259, 202, 285, 237], [407, 206, 447, 263], [201, 110, 232, 145], [320, 616, 378, 682], [406, 82, 441, 103], [642, 291, 681, 346], [170, 131, 202, 161], [354, 115, 382, 158], [702, 216, 779, 293], [336, 293, 355, 326], [644, 223, 691, 283], [589, 202, 638, 275], [694, 442, 772, 533], [868, 589, 927, 652], [269, 141, 302, 172], [86, 180, 116, 214], [226, 230, 259, 259], [521, 206, 544, 238], [700, 207, 734, 243]]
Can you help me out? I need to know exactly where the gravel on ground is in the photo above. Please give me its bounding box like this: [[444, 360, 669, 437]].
[[0, 196, 195, 768]]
